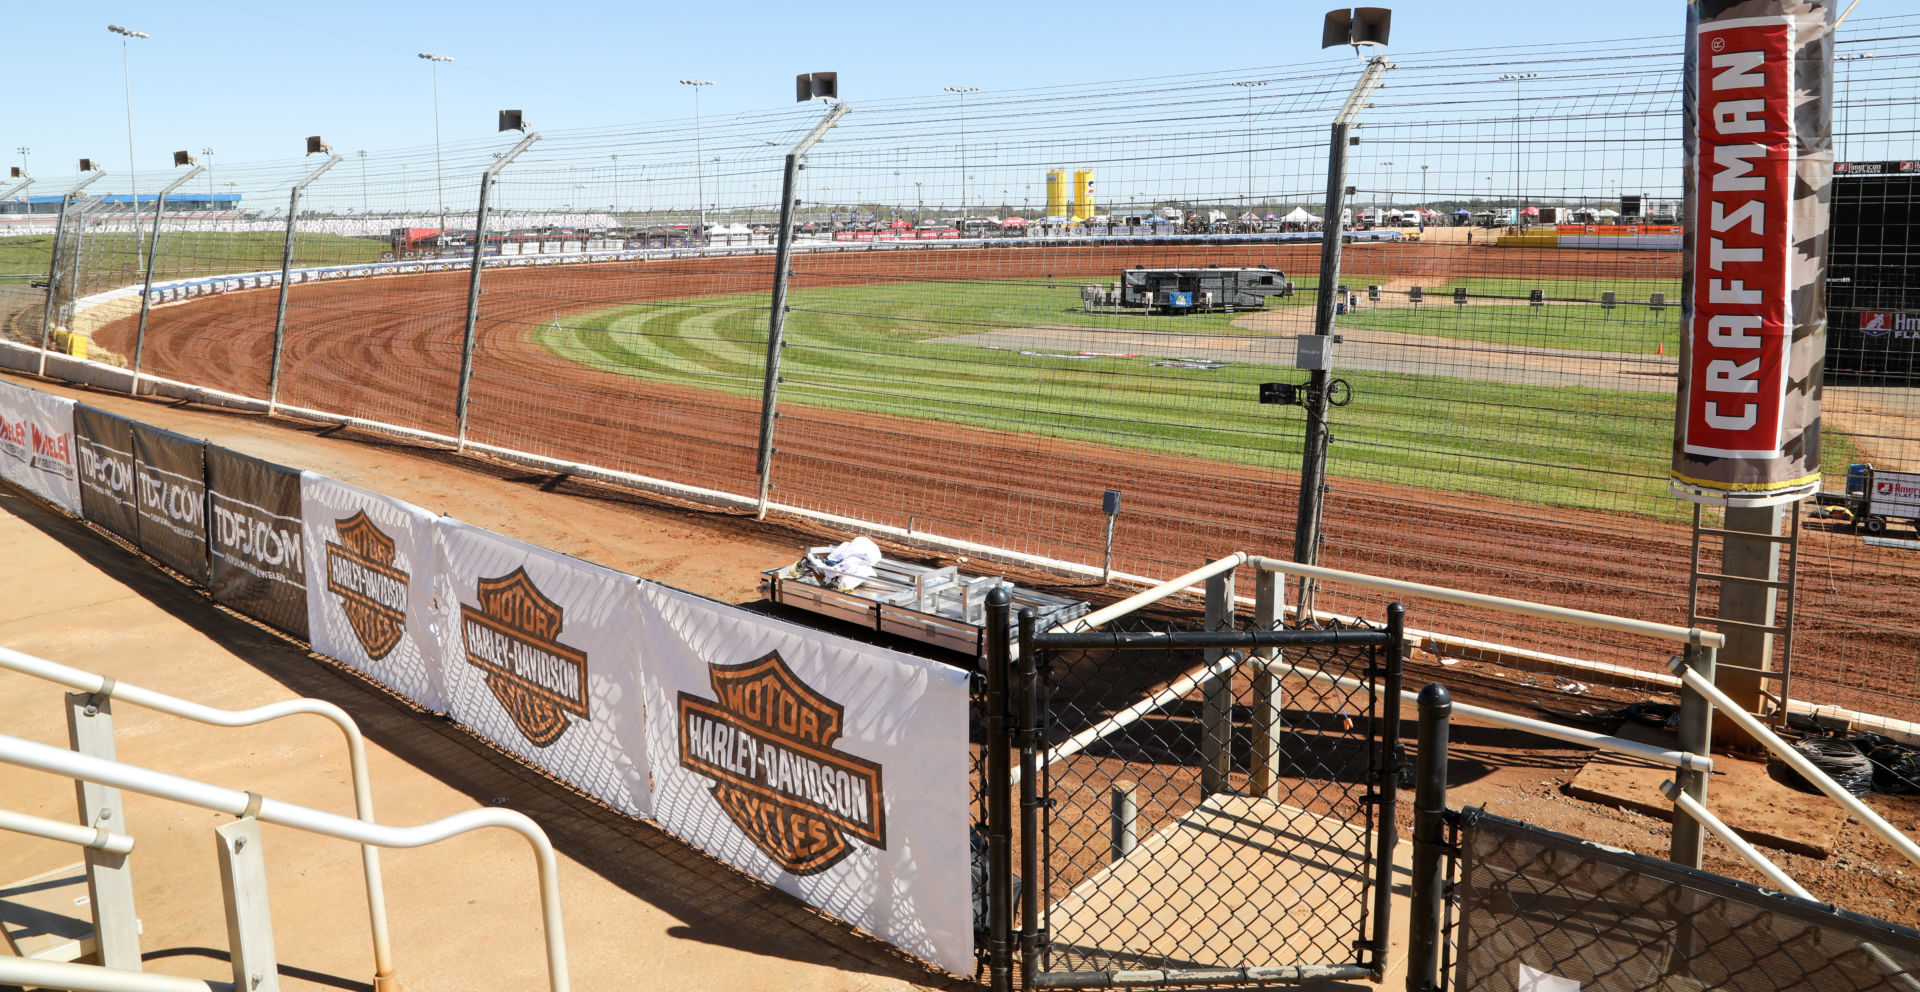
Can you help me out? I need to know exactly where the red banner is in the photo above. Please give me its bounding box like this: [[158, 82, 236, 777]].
[[1682, 18, 1794, 460]]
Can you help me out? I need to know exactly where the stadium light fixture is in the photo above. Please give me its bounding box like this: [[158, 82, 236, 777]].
[[109, 23, 150, 268], [945, 85, 979, 222], [419, 52, 454, 231], [1233, 80, 1269, 208], [1322, 7, 1390, 50], [681, 79, 715, 230]]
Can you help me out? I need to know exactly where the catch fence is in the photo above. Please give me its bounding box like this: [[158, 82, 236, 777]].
[[2, 18, 1917, 725]]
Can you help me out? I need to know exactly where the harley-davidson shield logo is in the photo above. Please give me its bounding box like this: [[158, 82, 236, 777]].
[[460, 567, 590, 747], [677, 652, 885, 875], [325, 511, 409, 660]]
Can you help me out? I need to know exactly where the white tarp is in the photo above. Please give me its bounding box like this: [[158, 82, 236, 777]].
[[638, 581, 972, 974], [433, 518, 651, 817], [0, 380, 82, 514], [300, 472, 449, 713]]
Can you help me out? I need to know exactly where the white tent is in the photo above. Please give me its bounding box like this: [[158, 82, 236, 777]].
[[1595, 208, 1621, 218], [1282, 206, 1318, 224]]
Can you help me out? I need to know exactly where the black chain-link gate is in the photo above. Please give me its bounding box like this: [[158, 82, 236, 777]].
[[980, 595, 1405, 989]]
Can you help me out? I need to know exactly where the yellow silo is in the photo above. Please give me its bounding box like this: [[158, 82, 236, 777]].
[[1073, 169, 1095, 221], [1046, 170, 1070, 219]]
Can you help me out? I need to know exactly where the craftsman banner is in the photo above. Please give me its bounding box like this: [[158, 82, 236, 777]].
[[130, 422, 209, 584], [1672, 0, 1835, 506], [206, 447, 307, 639], [432, 518, 651, 817], [71, 405, 140, 542], [638, 581, 973, 975], [0, 380, 82, 515], [301, 472, 448, 713]]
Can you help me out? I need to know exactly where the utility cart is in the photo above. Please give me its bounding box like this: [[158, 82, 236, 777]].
[[762, 547, 1092, 659]]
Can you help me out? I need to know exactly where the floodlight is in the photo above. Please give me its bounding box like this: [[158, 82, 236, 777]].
[[499, 110, 526, 132], [172, 150, 195, 166], [307, 135, 332, 155]]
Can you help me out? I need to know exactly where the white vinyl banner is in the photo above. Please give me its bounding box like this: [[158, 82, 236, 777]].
[[433, 518, 651, 817], [0, 380, 82, 514], [300, 472, 449, 713], [638, 582, 973, 974]]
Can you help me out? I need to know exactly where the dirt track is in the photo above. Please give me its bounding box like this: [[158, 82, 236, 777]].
[[90, 240, 1920, 721]]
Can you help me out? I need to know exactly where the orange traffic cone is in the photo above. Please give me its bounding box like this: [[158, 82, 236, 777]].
[[1657, 341, 1664, 356]]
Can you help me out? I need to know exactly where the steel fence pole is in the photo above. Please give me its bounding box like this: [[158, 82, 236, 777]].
[[1670, 642, 1715, 868], [1407, 682, 1452, 992], [1201, 562, 1236, 794], [130, 163, 205, 396], [1294, 57, 1389, 618], [455, 130, 541, 449], [755, 102, 848, 519], [38, 171, 105, 375], [984, 587, 1013, 992], [1371, 602, 1407, 975], [268, 152, 341, 413], [1017, 607, 1041, 990]]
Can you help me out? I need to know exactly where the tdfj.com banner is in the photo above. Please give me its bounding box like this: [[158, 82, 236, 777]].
[[1672, 0, 1836, 506]]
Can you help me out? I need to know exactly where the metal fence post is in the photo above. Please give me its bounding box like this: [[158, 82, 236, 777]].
[[755, 103, 849, 520], [1251, 568, 1285, 799], [984, 587, 1013, 992], [1201, 563, 1236, 794], [37, 171, 106, 376], [1670, 642, 1715, 869], [215, 818, 281, 992], [1295, 57, 1389, 618], [1017, 607, 1041, 990], [1371, 602, 1407, 974], [1407, 682, 1452, 992], [267, 153, 341, 413], [64, 692, 141, 971], [130, 164, 206, 396], [455, 130, 541, 449]]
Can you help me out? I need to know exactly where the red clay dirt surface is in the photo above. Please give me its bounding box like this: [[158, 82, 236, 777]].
[[84, 241, 1919, 724], [6, 372, 1920, 952]]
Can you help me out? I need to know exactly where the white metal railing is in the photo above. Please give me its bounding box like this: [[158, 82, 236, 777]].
[[0, 957, 218, 992], [1669, 658, 1920, 870], [0, 645, 396, 991], [0, 807, 135, 854], [0, 731, 569, 992], [1062, 554, 1247, 632]]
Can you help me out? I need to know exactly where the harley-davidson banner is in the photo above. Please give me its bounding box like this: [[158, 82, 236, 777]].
[[300, 472, 449, 713], [639, 581, 972, 975], [433, 517, 650, 817], [1672, 0, 1835, 505]]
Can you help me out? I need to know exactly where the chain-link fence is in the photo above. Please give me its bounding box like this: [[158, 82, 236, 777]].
[[3, 18, 1917, 726], [1001, 604, 1404, 987], [1441, 808, 1920, 992]]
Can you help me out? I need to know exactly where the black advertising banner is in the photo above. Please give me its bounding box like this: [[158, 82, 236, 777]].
[[71, 405, 140, 543], [131, 422, 210, 585], [205, 446, 308, 639]]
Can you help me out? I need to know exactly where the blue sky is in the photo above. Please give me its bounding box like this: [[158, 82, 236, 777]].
[[7, 0, 1698, 184]]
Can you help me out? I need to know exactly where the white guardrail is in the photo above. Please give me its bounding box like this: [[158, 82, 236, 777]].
[[0, 730, 569, 992], [0, 645, 397, 990]]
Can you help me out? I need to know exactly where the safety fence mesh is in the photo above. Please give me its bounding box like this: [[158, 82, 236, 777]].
[[2, 17, 1916, 725], [1447, 808, 1920, 992]]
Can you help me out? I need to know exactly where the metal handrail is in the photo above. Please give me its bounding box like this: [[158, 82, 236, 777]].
[[1668, 658, 1920, 870], [1658, 780, 1804, 896], [0, 646, 395, 990], [0, 807, 135, 854], [0, 732, 569, 992], [1063, 554, 1248, 632], [0, 957, 218, 992], [1248, 555, 1724, 649]]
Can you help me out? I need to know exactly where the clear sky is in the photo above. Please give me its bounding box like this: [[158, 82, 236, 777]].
[[8, 0, 1701, 183]]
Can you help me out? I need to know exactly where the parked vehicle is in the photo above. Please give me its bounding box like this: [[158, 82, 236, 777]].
[[1816, 463, 1920, 537]]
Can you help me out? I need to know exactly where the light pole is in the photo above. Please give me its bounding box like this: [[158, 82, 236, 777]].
[[609, 153, 619, 214], [356, 150, 368, 213], [14, 146, 26, 177], [944, 85, 979, 224], [418, 52, 454, 231], [109, 24, 149, 269], [1379, 161, 1393, 224], [680, 79, 714, 229], [1232, 80, 1268, 209], [1498, 72, 1538, 225], [1420, 163, 1428, 209], [201, 147, 214, 207]]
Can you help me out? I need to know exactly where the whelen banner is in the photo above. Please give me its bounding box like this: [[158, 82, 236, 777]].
[[1672, 0, 1835, 506], [71, 405, 140, 543], [0, 380, 82, 515], [206, 447, 308, 639], [130, 422, 210, 584], [433, 518, 652, 817], [638, 581, 973, 975], [301, 473, 448, 713]]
